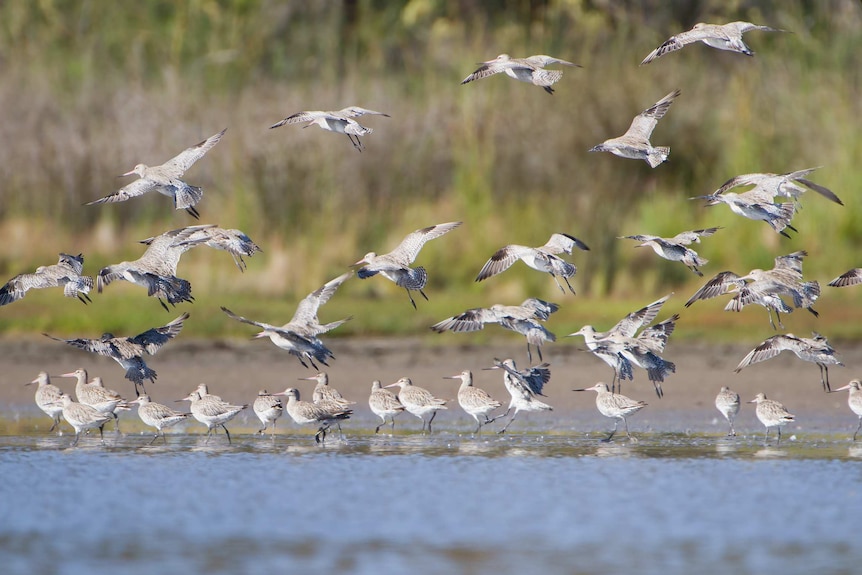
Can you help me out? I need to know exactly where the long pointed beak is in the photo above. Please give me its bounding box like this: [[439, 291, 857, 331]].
[[442, 375, 460, 380], [60, 372, 78, 378], [831, 384, 852, 392], [481, 366, 500, 371], [351, 259, 366, 267], [384, 382, 400, 388], [120, 170, 136, 177]]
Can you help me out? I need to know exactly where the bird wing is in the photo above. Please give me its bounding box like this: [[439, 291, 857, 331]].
[[794, 177, 843, 205], [621, 234, 659, 242], [159, 128, 226, 177], [713, 173, 768, 195], [773, 251, 807, 275], [611, 294, 672, 337], [43, 333, 118, 357], [671, 227, 722, 244], [523, 55, 579, 68], [221, 306, 276, 331], [623, 89, 680, 141], [734, 335, 801, 372], [269, 110, 328, 129], [389, 221, 462, 265], [287, 272, 353, 326], [640, 28, 709, 65], [475, 245, 533, 281], [828, 268, 862, 288], [131, 312, 189, 355], [336, 106, 390, 118], [543, 233, 590, 254], [86, 177, 159, 205], [685, 271, 743, 307], [430, 308, 498, 333]]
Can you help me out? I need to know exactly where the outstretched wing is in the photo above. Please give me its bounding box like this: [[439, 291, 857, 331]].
[[287, 272, 353, 326], [734, 335, 801, 372], [86, 178, 158, 205], [159, 128, 226, 177], [611, 294, 672, 337], [685, 272, 743, 307], [389, 221, 462, 264], [623, 90, 680, 141], [430, 307, 498, 333], [131, 312, 189, 355]]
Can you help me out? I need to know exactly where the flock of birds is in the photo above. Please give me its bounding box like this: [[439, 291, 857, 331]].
[[6, 20, 862, 446]]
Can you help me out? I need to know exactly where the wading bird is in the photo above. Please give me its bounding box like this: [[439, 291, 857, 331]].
[[483, 358, 552, 434], [748, 393, 795, 445], [574, 382, 647, 442], [444, 370, 503, 434]]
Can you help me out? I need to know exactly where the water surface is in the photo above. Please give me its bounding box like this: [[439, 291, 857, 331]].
[[2, 431, 861, 575]]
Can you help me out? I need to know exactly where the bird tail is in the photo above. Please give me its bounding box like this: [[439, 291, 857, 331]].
[[646, 147, 670, 168], [396, 267, 428, 291], [174, 183, 203, 211]]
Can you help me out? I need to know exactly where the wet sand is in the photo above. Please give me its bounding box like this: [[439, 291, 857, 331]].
[[2, 337, 856, 432]]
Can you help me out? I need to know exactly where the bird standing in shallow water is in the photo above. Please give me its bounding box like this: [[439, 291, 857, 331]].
[[368, 380, 405, 434], [715, 386, 741, 437], [574, 382, 647, 442], [87, 129, 226, 218], [252, 390, 284, 437], [353, 222, 462, 309], [748, 393, 795, 445], [831, 380, 862, 441], [274, 387, 351, 444], [179, 389, 247, 445], [129, 394, 190, 445], [27, 372, 64, 433], [444, 370, 502, 434], [59, 393, 113, 447], [385, 378, 447, 434]]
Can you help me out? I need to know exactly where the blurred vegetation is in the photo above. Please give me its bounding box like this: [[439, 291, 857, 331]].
[[0, 0, 861, 342]]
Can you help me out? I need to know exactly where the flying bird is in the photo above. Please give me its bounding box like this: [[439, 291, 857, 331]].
[[97, 225, 216, 310], [461, 54, 580, 94], [589, 90, 680, 167], [620, 227, 721, 276], [353, 221, 462, 309], [641, 21, 786, 65], [431, 298, 558, 362], [476, 233, 589, 294], [712, 167, 842, 207], [269, 107, 389, 151], [735, 332, 843, 392], [86, 129, 226, 218], [686, 252, 819, 329], [0, 253, 93, 306], [44, 313, 189, 395]]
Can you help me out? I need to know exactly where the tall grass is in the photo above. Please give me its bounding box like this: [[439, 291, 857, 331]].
[[0, 1, 861, 339]]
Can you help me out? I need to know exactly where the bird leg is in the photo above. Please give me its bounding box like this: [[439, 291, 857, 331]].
[[497, 411, 518, 434], [221, 424, 232, 445], [819, 364, 830, 392], [854, 418, 861, 441], [623, 416, 638, 443], [603, 420, 618, 442], [149, 432, 160, 446], [550, 273, 566, 294], [563, 275, 577, 295], [98, 424, 105, 444], [186, 205, 201, 219], [72, 432, 81, 447], [776, 426, 782, 446], [653, 382, 664, 399], [405, 289, 418, 310], [526, 344, 533, 364], [427, 411, 438, 434], [420, 289, 429, 301], [158, 298, 171, 312]]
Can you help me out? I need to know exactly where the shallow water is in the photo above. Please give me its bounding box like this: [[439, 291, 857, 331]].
[[2, 430, 861, 575]]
